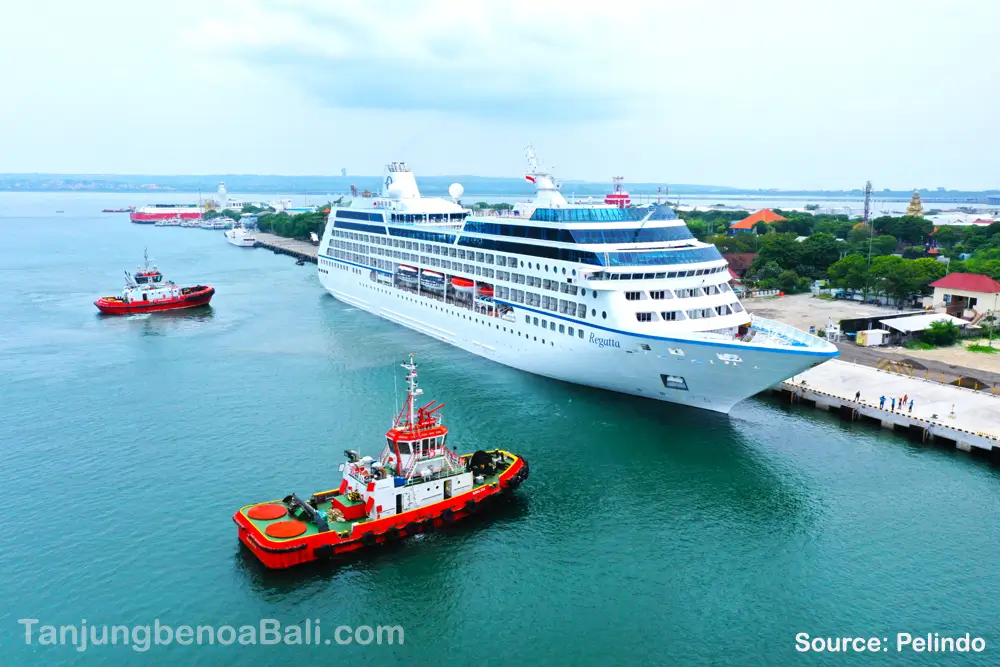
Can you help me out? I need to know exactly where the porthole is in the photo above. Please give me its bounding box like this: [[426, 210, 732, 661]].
[[562, 268, 566, 275], [545, 265, 549, 271], [528, 262, 533, 269], [591, 309, 596, 316], [602, 311, 607, 319], [581, 289, 586, 296]]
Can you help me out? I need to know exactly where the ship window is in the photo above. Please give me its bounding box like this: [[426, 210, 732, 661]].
[[533, 317, 538, 326], [566, 326, 572, 335], [662, 311, 679, 321], [398, 442, 411, 454], [625, 291, 641, 301], [660, 374, 689, 391], [636, 312, 653, 322], [578, 329, 584, 338], [541, 319, 547, 328], [550, 321, 556, 331]]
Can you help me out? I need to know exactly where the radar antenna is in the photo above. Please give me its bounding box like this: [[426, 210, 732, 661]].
[[525, 145, 539, 173]]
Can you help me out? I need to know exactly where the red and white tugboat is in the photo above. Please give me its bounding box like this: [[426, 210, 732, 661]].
[[94, 249, 214, 315], [234, 355, 530, 569], [604, 176, 631, 208]]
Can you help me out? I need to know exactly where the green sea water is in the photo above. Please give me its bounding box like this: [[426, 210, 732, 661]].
[[1, 195, 998, 666]]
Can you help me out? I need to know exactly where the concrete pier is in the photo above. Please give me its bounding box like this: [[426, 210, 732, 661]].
[[254, 232, 318, 264], [775, 360, 1000, 461]]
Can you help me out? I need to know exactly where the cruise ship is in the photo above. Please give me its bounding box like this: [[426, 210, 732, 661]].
[[318, 151, 838, 413]]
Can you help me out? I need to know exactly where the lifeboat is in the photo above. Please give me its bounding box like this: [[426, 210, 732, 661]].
[[477, 285, 494, 298], [420, 270, 445, 292], [451, 277, 474, 292], [396, 265, 418, 284], [234, 355, 529, 569]]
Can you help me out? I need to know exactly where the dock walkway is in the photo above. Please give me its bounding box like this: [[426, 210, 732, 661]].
[[254, 232, 318, 264], [778, 359, 1000, 461]]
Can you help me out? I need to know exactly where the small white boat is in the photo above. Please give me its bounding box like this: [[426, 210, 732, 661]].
[[225, 225, 257, 247]]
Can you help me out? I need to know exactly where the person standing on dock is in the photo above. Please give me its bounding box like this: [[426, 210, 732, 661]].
[[908, 399, 914, 414], [891, 398, 896, 412], [855, 391, 861, 402], [879, 395, 886, 409]]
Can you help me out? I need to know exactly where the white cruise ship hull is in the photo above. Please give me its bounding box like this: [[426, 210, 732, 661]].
[[318, 266, 832, 413]]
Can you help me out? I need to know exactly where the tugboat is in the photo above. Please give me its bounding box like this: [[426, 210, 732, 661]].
[[94, 249, 214, 314], [234, 355, 529, 569]]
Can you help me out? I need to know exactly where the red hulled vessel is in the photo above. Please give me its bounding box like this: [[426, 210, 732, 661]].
[[94, 249, 214, 314], [234, 354, 529, 569]]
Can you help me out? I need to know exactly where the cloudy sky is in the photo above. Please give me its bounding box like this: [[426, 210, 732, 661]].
[[2, 0, 998, 188]]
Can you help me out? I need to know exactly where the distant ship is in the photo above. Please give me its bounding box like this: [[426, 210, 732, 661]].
[[604, 176, 630, 208], [131, 204, 202, 224]]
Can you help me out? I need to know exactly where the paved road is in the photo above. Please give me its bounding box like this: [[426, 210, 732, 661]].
[[834, 342, 1000, 390]]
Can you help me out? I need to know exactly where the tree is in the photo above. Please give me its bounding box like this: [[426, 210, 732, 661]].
[[933, 226, 963, 250], [828, 254, 868, 292], [965, 248, 1000, 279], [777, 270, 801, 293], [921, 320, 960, 347], [870, 235, 898, 257], [755, 233, 802, 272], [870, 256, 920, 305], [890, 216, 933, 245], [799, 233, 842, 274], [754, 261, 783, 281], [910, 257, 946, 290]]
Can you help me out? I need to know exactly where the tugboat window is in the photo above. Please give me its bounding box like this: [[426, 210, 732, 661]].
[[398, 442, 411, 454], [660, 375, 689, 391]]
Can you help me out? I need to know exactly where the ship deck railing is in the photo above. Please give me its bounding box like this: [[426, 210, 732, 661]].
[[745, 315, 831, 350]]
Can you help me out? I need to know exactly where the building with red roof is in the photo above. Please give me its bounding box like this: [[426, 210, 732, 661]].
[[723, 253, 758, 276], [729, 209, 787, 234], [928, 273, 1000, 317]]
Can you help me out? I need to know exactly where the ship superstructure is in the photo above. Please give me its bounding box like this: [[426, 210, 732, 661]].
[[317, 150, 837, 413]]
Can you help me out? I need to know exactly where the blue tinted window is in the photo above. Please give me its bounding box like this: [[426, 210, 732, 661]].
[[605, 246, 723, 267], [648, 206, 678, 221], [462, 220, 693, 245], [528, 207, 659, 222], [457, 236, 602, 265], [387, 228, 456, 244], [338, 210, 385, 222], [334, 220, 386, 235]]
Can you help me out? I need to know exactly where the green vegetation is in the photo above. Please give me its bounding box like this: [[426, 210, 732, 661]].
[[967, 344, 998, 354], [256, 198, 340, 241], [921, 319, 961, 347], [903, 339, 935, 351]]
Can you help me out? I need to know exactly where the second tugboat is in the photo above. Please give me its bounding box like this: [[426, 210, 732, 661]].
[[234, 355, 530, 569], [94, 249, 214, 315]]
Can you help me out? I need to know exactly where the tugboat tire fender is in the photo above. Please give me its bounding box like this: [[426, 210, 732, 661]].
[[405, 522, 419, 536], [421, 519, 435, 532], [362, 531, 377, 547], [386, 526, 401, 541], [441, 508, 455, 523], [464, 499, 477, 514]]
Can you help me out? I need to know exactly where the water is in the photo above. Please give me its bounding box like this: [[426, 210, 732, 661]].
[[1, 195, 999, 666]]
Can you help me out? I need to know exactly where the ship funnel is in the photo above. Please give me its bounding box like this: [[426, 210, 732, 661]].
[[382, 162, 420, 199]]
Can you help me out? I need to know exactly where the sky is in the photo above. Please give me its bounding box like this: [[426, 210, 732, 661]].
[[1, 0, 998, 189]]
